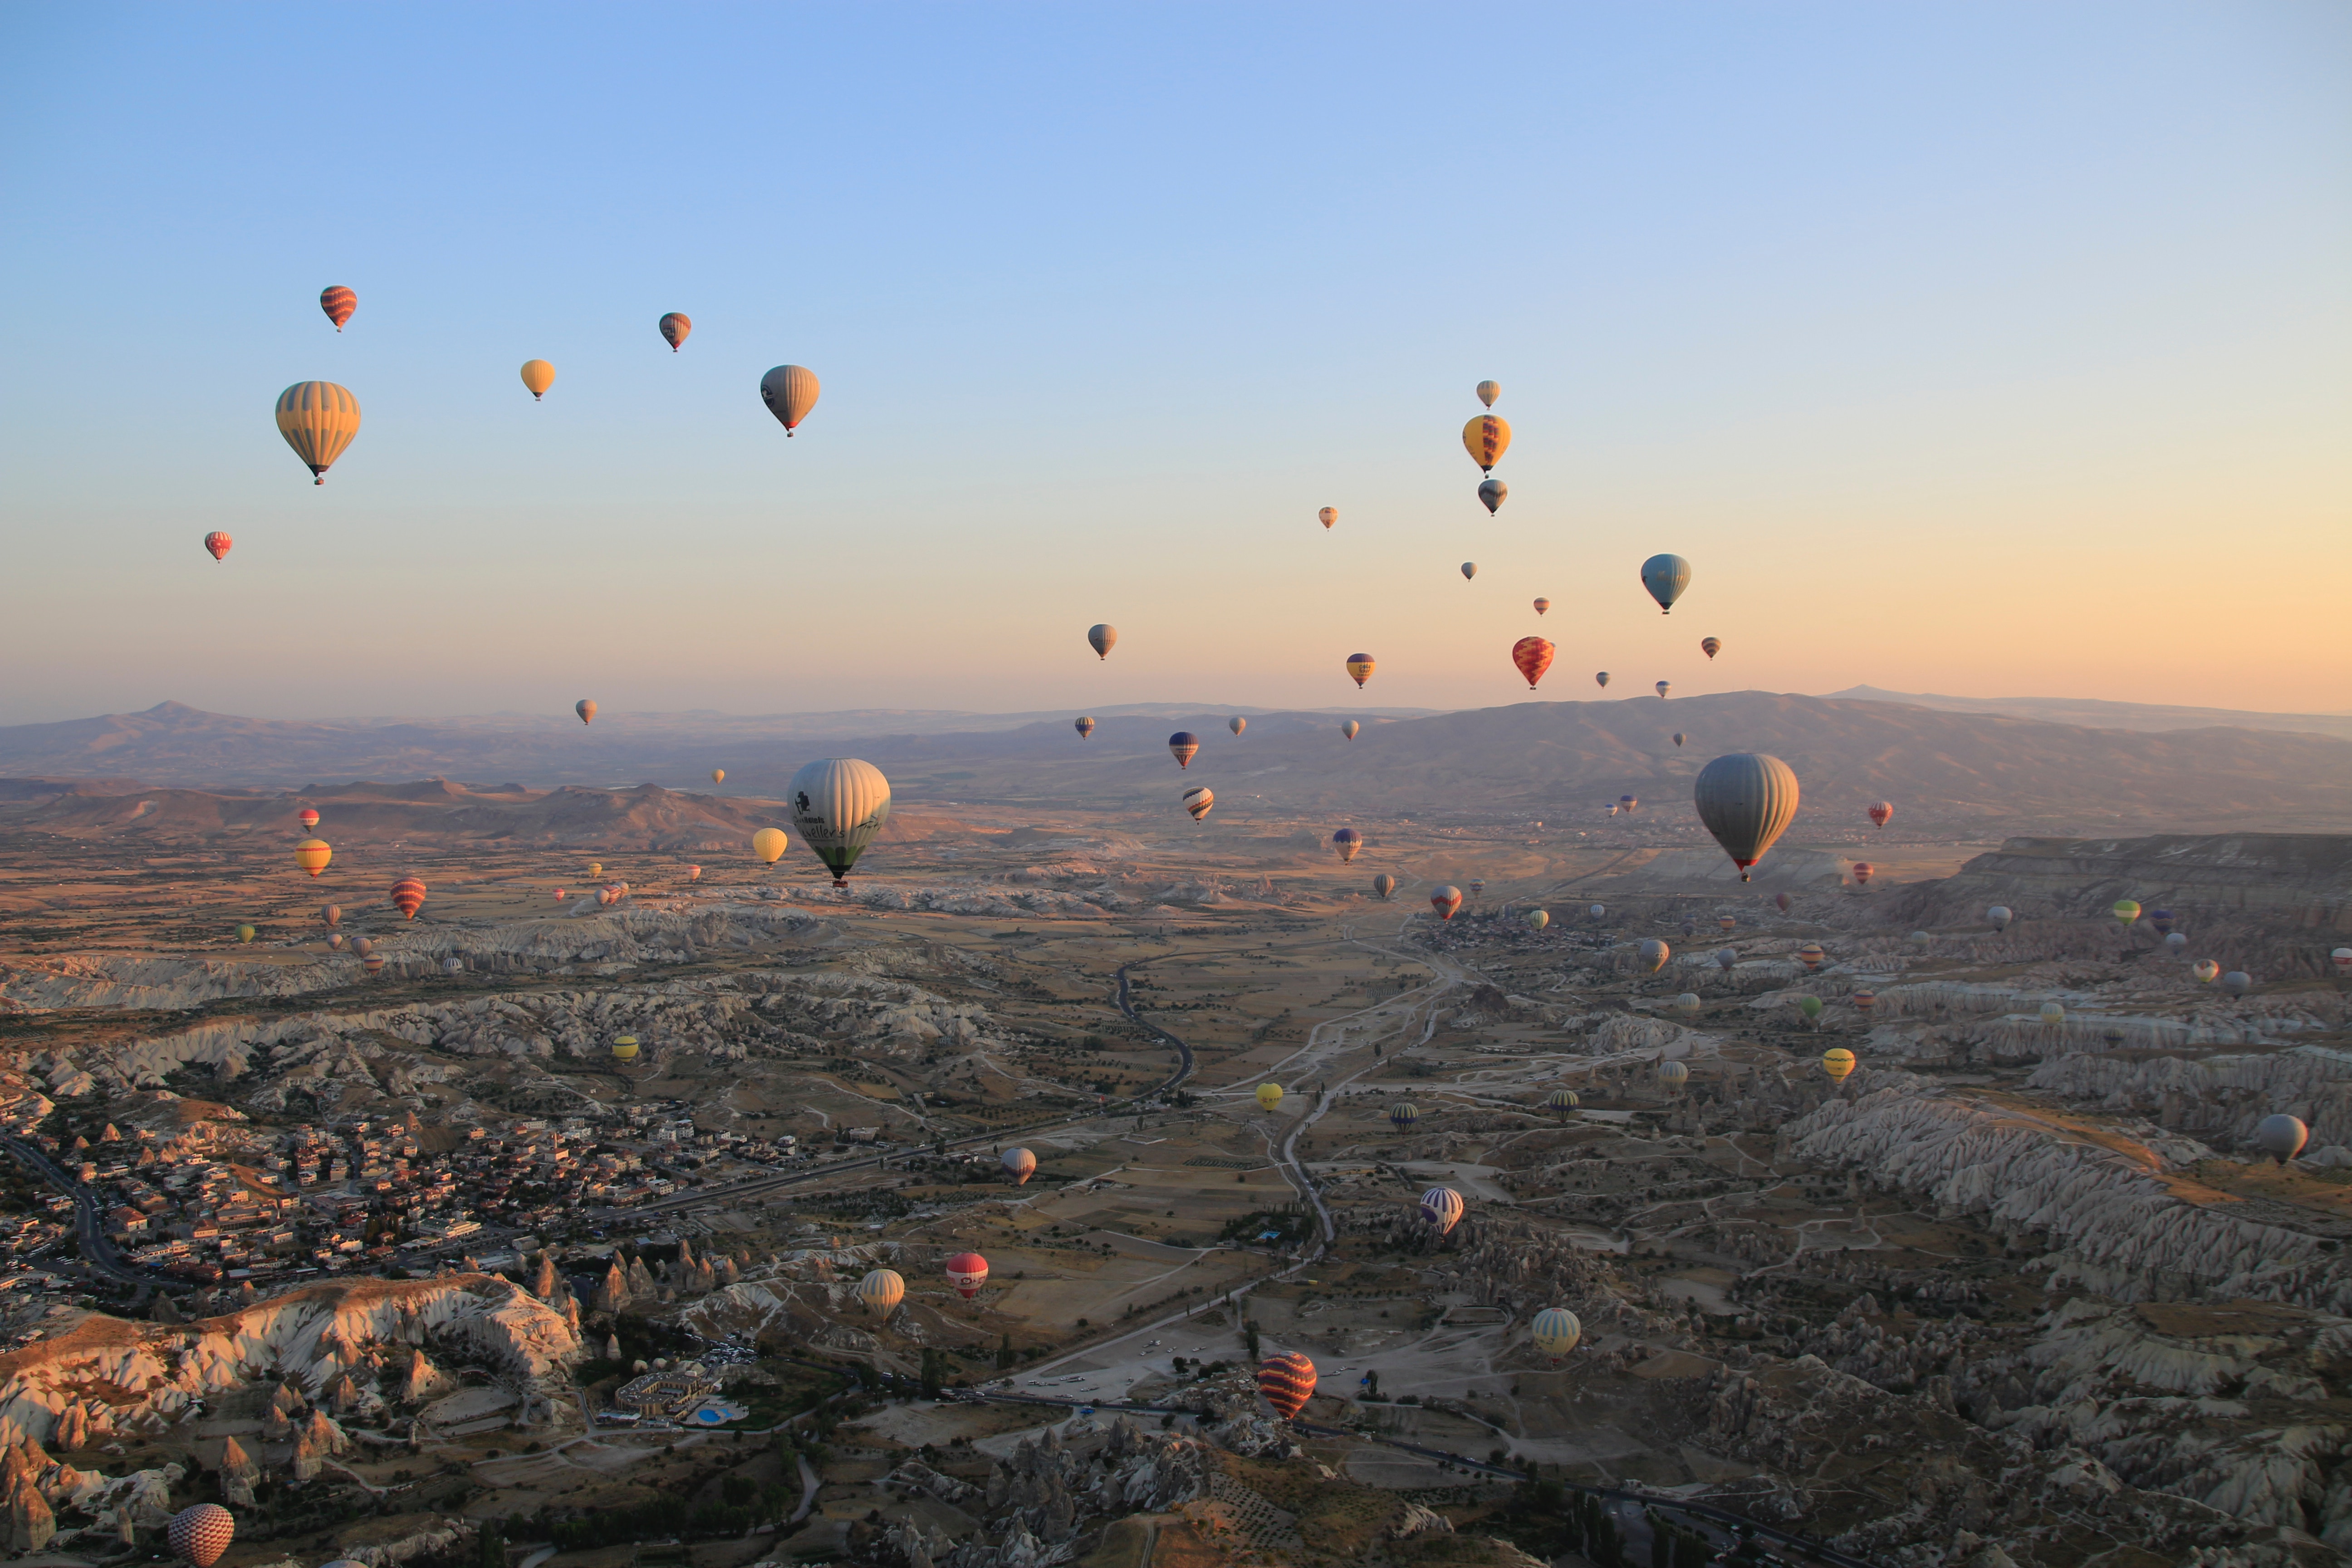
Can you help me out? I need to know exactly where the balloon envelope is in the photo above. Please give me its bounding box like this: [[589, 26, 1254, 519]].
[[1419, 1186, 1465, 1234], [1639, 553, 1692, 613], [1332, 828, 1362, 862], [1531, 1307, 1581, 1359], [1714, 947, 1737, 971], [1318, 506, 1337, 529], [204, 531, 232, 561], [1087, 624, 1117, 659], [1255, 1083, 1283, 1111], [1460, 561, 1477, 580], [1478, 479, 1506, 514], [576, 699, 597, 725], [1372, 873, 1396, 899], [945, 1251, 989, 1298], [320, 286, 356, 330], [1797, 944, 1826, 970], [2113, 899, 2142, 925], [1693, 753, 1801, 882], [1182, 786, 1214, 820], [1001, 1147, 1037, 1185], [760, 364, 819, 432], [611, 1036, 640, 1061], [169, 1504, 236, 1568], [1637, 939, 1670, 973], [389, 877, 426, 920], [1389, 1101, 1418, 1128], [235, 925, 256, 943], [1656, 1060, 1689, 1087], [1341, 719, 1360, 740], [1533, 597, 1550, 615], [1462, 414, 1511, 473], [1345, 653, 1375, 687], [2223, 971, 2252, 997], [275, 381, 362, 483], [1545, 1088, 1579, 1112], [1511, 636, 1555, 689], [2193, 960, 2220, 983], [1229, 715, 1246, 736], [1074, 716, 1095, 738], [659, 312, 691, 350], [788, 759, 892, 885], [1987, 906, 2013, 931], [856, 1268, 905, 1319], [1656, 681, 1672, 699], [1822, 1048, 1857, 1081], [1852, 862, 1874, 885], [2255, 1113, 2308, 1164], [1430, 885, 1462, 920], [1167, 732, 1200, 768], [752, 828, 788, 864], [320, 904, 340, 927], [1475, 379, 1500, 407], [1526, 907, 1549, 930], [520, 359, 555, 399], [1701, 636, 1721, 659], [1594, 671, 1610, 688], [1257, 1352, 1316, 1419], [294, 838, 332, 877]]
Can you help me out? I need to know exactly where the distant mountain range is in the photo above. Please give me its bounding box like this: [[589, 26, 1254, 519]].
[[1829, 686, 2352, 743]]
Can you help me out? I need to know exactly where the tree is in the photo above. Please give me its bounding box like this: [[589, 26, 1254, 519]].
[[995, 1334, 1015, 1371], [1243, 1321, 1260, 1360]]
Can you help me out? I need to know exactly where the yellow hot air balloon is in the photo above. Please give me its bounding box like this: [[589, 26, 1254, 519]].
[[275, 382, 362, 484], [1822, 1048, 1857, 1082], [752, 828, 788, 864], [1462, 414, 1511, 474], [711, 769, 725, 785], [856, 1267, 906, 1320], [1255, 1082, 1283, 1112], [1531, 1306, 1580, 1360], [587, 862, 603, 877], [520, 360, 556, 400], [611, 1035, 641, 1061], [1345, 653, 1376, 688], [293, 838, 332, 877]]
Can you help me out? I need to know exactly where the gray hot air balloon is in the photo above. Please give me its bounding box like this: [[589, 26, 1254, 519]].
[[1637, 939, 1670, 973], [1655, 681, 1671, 699], [1229, 715, 1246, 736], [2254, 1113, 2309, 1165], [1588, 903, 1606, 921], [1478, 479, 1506, 514], [2223, 970, 2252, 997], [2165, 931, 2187, 951], [1594, 671, 1610, 689], [1372, 873, 1397, 900], [759, 364, 820, 433], [1460, 562, 1477, 581], [1714, 947, 1737, 972], [1476, 380, 1500, 408], [1693, 754, 1800, 882], [1087, 624, 1117, 660], [787, 758, 892, 887], [1672, 732, 1686, 747], [1640, 554, 1691, 614], [1987, 906, 2013, 931]]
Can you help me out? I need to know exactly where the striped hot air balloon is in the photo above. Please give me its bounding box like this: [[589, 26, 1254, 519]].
[[1168, 732, 1200, 769], [1371, 873, 1396, 899], [1182, 787, 1214, 820], [1001, 1147, 1037, 1185], [294, 838, 332, 877], [326, 933, 343, 951], [1822, 1048, 1857, 1082], [2112, 899, 2141, 926], [235, 924, 256, 944], [856, 1268, 905, 1321], [1476, 380, 1501, 408], [659, 312, 691, 351], [1718, 916, 1735, 931], [169, 1504, 236, 1568], [1332, 828, 1362, 862], [760, 364, 820, 433], [389, 877, 426, 920], [350, 936, 372, 957], [1531, 1307, 1582, 1361], [362, 954, 385, 976], [298, 808, 320, 831], [788, 758, 892, 886], [1462, 414, 1511, 473], [1867, 802, 1894, 829], [1430, 885, 1462, 920], [611, 1035, 640, 1061], [1345, 653, 1375, 688], [1656, 1060, 1689, 1089], [204, 531, 232, 561], [1512, 636, 1555, 690], [1533, 597, 1550, 615], [1419, 1186, 1465, 1234], [1797, 943, 1826, 971], [1852, 990, 1876, 1014], [945, 1252, 989, 1298], [2193, 959, 2220, 983], [1256, 1352, 1315, 1419], [275, 381, 362, 484], [1700, 637, 1721, 659], [319, 286, 356, 331], [1526, 907, 1549, 930], [1388, 1101, 1418, 1131], [686, 865, 702, 880], [1545, 1088, 1579, 1117], [1852, 862, 1874, 886], [1074, 716, 1095, 739]]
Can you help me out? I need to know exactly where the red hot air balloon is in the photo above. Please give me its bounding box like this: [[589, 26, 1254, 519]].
[[298, 808, 320, 832], [1430, 885, 1463, 920], [1868, 802, 1894, 829], [389, 877, 426, 920], [1167, 732, 1200, 769], [319, 286, 357, 331], [204, 531, 233, 561], [1852, 862, 1875, 886], [169, 1505, 235, 1568], [1511, 636, 1555, 690], [944, 1252, 990, 1299], [1256, 1352, 1316, 1420]]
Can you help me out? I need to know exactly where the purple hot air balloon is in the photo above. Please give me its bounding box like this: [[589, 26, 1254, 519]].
[[1168, 732, 1200, 769]]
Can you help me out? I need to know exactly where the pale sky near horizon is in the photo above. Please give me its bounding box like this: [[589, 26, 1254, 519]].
[[2, 4, 2346, 726]]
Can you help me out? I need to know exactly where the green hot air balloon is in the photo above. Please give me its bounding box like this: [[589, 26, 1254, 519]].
[[1525, 907, 1549, 931], [2112, 899, 2141, 926], [1640, 554, 1691, 614], [1798, 996, 1823, 1023], [1693, 754, 1800, 882], [235, 924, 257, 944]]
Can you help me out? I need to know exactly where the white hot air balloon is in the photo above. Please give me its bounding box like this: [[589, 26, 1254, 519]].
[[786, 759, 892, 887]]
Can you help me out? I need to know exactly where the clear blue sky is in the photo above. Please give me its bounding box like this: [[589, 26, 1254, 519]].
[[2, 3, 2346, 723]]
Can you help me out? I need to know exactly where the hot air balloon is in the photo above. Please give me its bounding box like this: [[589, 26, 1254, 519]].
[[686, 865, 702, 880], [1714, 947, 1737, 971], [1257, 1352, 1316, 1419], [275, 381, 362, 484], [363, 954, 385, 976], [1852, 862, 1874, 886], [1430, 885, 1462, 920], [294, 838, 332, 877], [1911, 931, 1933, 947], [1478, 479, 1507, 514], [2039, 1001, 2065, 1025], [1546, 1088, 1579, 1116], [1462, 414, 1510, 473], [1655, 681, 1671, 699], [1532, 597, 1550, 615], [2112, 900, 2141, 926], [788, 758, 892, 886], [710, 769, 725, 786], [2223, 971, 2252, 997], [1531, 1307, 1581, 1362], [1526, 907, 1549, 930], [390, 877, 426, 920], [856, 1268, 905, 1320], [1087, 624, 1117, 660], [1987, 906, 2013, 931], [1332, 828, 1362, 862], [1318, 506, 1337, 529], [1469, 878, 1486, 897], [1389, 1101, 1418, 1131], [2254, 1113, 2309, 1164], [1168, 732, 1200, 769], [327, 933, 344, 951], [1718, 916, 1735, 932], [1229, 716, 1246, 737], [1700, 637, 1721, 660], [1867, 802, 1894, 830], [169, 1504, 236, 1568], [1460, 561, 1478, 582], [1001, 1148, 1036, 1184], [320, 286, 356, 331], [1372, 873, 1396, 900], [945, 1252, 990, 1298], [1619, 795, 1638, 814], [1774, 892, 1793, 912], [1074, 716, 1095, 739], [1636, 938, 1669, 973], [659, 312, 691, 351], [611, 1036, 640, 1061], [1673, 733, 1687, 747], [2151, 909, 2175, 934], [1594, 671, 1610, 689], [350, 936, 372, 957], [1589, 904, 1607, 920], [203, 531, 232, 561], [1673, 992, 1701, 1017], [1639, 554, 1691, 614], [235, 924, 256, 944], [1511, 636, 1555, 690], [1256, 1083, 1284, 1112], [588, 863, 603, 877], [760, 364, 819, 433], [297, 808, 320, 831], [1797, 944, 1826, 971], [576, 699, 597, 725], [1693, 753, 1800, 882], [1420, 1186, 1465, 1234], [1853, 991, 1876, 1014], [1476, 380, 1500, 408], [520, 359, 556, 400], [1656, 1060, 1689, 1089], [2333, 947, 2352, 974], [1341, 720, 1360, 740], [1798, 997, 1823, 1024], [1183, 786, 1214, 821], [1345, 653, 1375, 688], [2166, 931, 2188, 951], [2193, 959, 2220, 983], [1822, 1048, 1856, 1082]]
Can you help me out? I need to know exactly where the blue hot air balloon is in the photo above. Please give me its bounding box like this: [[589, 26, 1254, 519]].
[[1168, 732, 1200, 769]]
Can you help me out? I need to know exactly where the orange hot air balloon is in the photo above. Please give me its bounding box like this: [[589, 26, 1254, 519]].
[[169, 1504, 235, 1568], [363, 954, 385, 976], [293, 838, 332, 877], [1511, 636, 1555, 690], [203, 531, 233, 561], [1257, 1352, 1316, 1420], [659, 312, 691, 352], [298, 808, 320, 831], [1852, 862, 1874, 886], [1532, 597, 1550, 616], [1318, 506, 1337, 529], [1345, 653, 1375, 688], [389, 877, 426, 920], [1868, 802, 1894, 829], [520, 359, 556, 400], [944, 1251, 989, 1299], [576, 699, 597, 725], [275, 381, 362, 484], [319, 286, 357, 332], [1700, 637, 1721, 660], [1461, 414, 1511, 474]]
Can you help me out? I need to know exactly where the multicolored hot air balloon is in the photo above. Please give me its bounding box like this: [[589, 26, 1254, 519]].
[[1182, 786, 1214, 821], [1389, 1101, 1418, 1131], [389, 877, 426, 920], [1087, 624, 1117, 659], [1594, 671, 1610, 689], [2039, 1001, 2065, 1025], [1476, 380, 1500, 408], [1867, 802, 1894, 830], [1372, 873, 1396, 899], [1853, 990, 1877, 1014], [294, 838, 332, 877], [576, 699, 597, 725], [789, 759, 891, 886], [1341, 720, 1360, 740], [362, 954, 385, 977], [856, 1268, 905, 1320], [275, 382, 362, 484], [945, 1252, 990, 1298], [2151, 910, 2175, 934], [350, 936, 372, 957], [1332, 828, 1362, 862], [1531, 1307, 1582, 1362], [1462, 414, 1511, 474], [760, 364, 819, 433], [659, 312, 691, 351], [1001, 1147, 1036, 1185], [1478, 479, 1506, 514], [1255, 1083, 1284, 1112], [1512, 636, 1555, 690], [1619, 794, 1638, 814], [1074, 716, 1095, 739], [2255, 1113, 2309, 1164], [1345, 653, 1375, 688], [1430, 885, 1462, 920], [2333, 947, 2352, 975], [520, 360, 556, 400], [2193, 959, 2220, 983], [1852, 862, 1874, 886], [1718, 916, 1735, 932], [1797, 943, 1826, 971], [204, 531, 232, 561], [319, 286, 356, 331], [1168, 732, 1200, 768], [1674, 992, 1701, 1016], [298, 808, 320, 831], [1700, 637, 1721, 659], [1257, 1352, 1315, 1419], [1639, 554, 1691, 614], [1655, 680, 1671, 699], [1468, 878, 1485, 897], [1318, 506, 1337, 529], [1694, 753, 1800, 882], [1546, 1088, 1578, 1117], [1420, 1186, 1465, 1234], [1460, 561, 1478, 581], [2112, 899, 2142, 926], [1532, 597, 1550, 615], [169, 1503, 236, 1568], [1526, 907, 1549, 930], [1822, 1048, 1857, 1082], [686, 865, 702, 880]]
